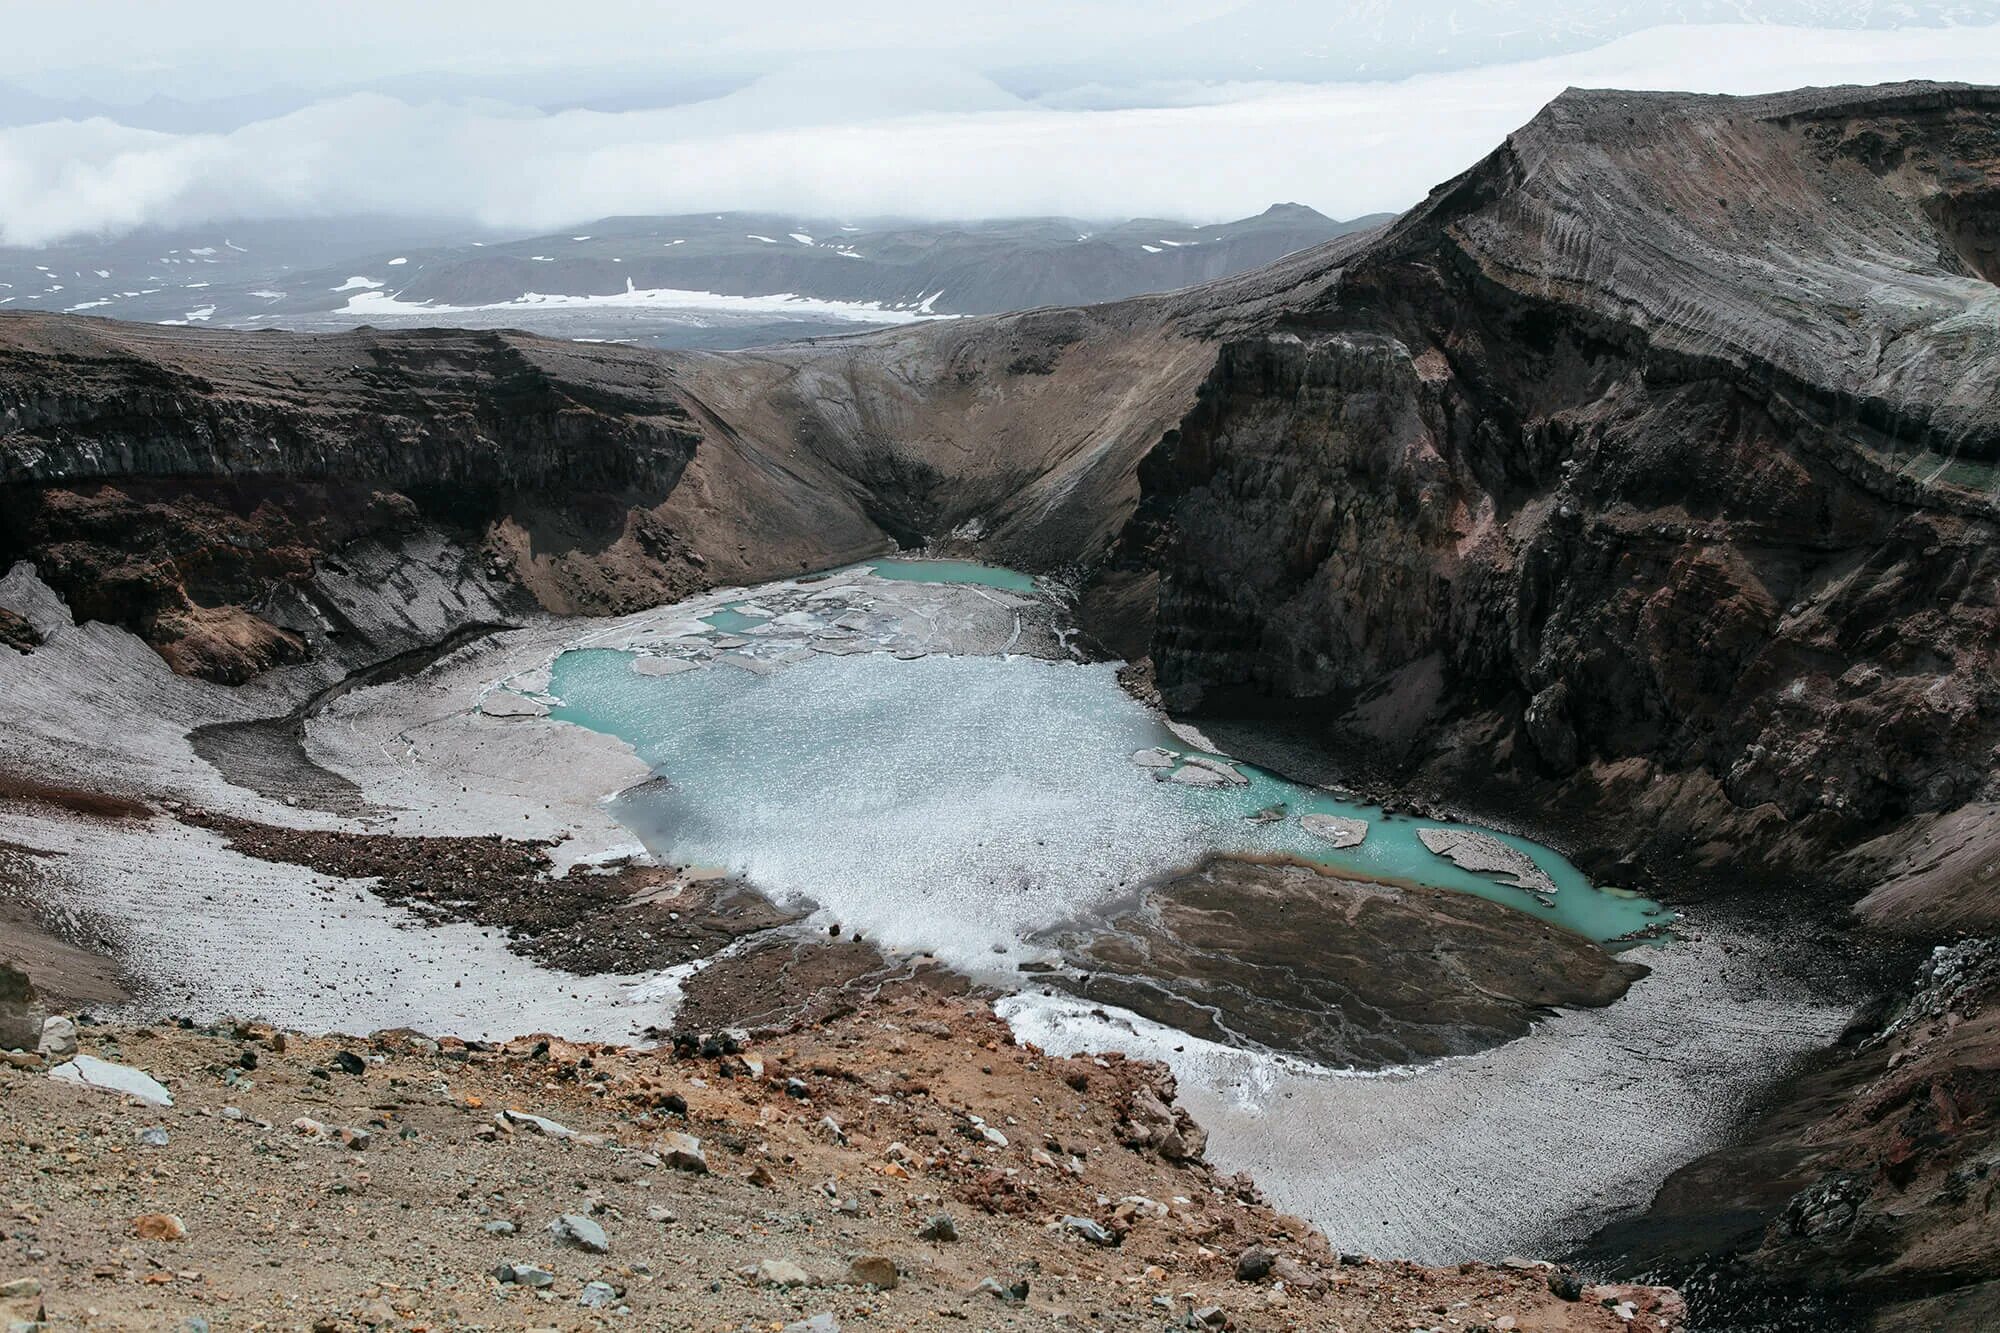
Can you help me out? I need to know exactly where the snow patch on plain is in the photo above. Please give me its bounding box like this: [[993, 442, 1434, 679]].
[[337, 280, 950, 324]]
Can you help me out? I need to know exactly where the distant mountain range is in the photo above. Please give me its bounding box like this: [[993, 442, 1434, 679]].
[[0, 205, 1385, 349]]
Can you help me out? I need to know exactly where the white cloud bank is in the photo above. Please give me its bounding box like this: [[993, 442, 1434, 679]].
[[2, 22, 1997, 246]]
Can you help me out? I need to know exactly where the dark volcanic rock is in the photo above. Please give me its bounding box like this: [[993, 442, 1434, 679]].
[[670, 930, 972, 1037], [0, 606, 38, 655], [1581, 938, 2000, 1327], [176, 810, 802, 975], [0, 960, 43, 1052], [0, 322, 718, 679], [1113, 83, 2000, 916]]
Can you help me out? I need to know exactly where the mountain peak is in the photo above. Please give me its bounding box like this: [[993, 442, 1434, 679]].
[[1258, 202, 1329, 222]]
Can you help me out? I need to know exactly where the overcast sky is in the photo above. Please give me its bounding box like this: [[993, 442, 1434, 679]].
[[1, 0, 1997, 243]]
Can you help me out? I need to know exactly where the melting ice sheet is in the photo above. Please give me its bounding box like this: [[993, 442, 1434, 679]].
[[1001, 934, 1849, 1262], [544, 647, 1667, 973], [523, 565, 1836, 1261]]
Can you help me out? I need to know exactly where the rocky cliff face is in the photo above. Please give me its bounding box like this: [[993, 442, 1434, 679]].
[[0, 320, 726, 678], [0, 253, 1323, 681], [1115, 83, 2000, 915]]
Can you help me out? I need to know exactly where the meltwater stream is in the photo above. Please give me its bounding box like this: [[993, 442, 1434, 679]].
[[521, 559, 1846, 1260]]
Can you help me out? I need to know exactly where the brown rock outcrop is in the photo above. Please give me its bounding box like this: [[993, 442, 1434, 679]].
[[1113, 84, 2000, 914]]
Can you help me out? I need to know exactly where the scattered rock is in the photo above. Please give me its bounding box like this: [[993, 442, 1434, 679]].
[[577, 1280, 620, 1308], [972, 1276, 1029, 1302], [1191, 1306, 1230, 1328], [816, 1115, 846, 1145], [753, 1258, 813, 1288], [1117, 1075, 1206, 1164], [48, 1054, 173, 1106], [132, 1213, 187, 1241], [966, 1114, 1007, 1146], [495, 1262, 555, 1288], [1062, 1215, 1116, 1247], [657, 1130, 708, 1174], [135, 1126, 170, 1148], [782, 1316, 840, 1333], [1235, 1245, 1275, 1281], [0, 1279, 41, 1300], [1547, 1268, 1585, 1301], [550, 1213, 610, 1254], [482, 1220, 517, 1236], [499, 1109, 603, 1144], [1271, 1255, 1322, 1292], [697, 1028, 752, 1057], [331, 1051, 367, 1076], [0, 964, 42, 1053], [846, 1255, 898, 1289], [1783, 1172, 1866, 1239], [918, 1214, 958, 1242], [37, 1015, 77, 1061]]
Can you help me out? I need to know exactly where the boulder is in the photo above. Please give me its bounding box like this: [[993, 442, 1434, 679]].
[[845, 1255, 898, 1289], [1235, 1245, 1275, 1281], [1062, 1215, 1116, 1247], [38, 1015, 77, 1060], [132, 1213, 187, 1241], [0, 964, 42, 1053], [657, 1130, 708, 1174], [577, 1280, 620, 1308], [753, 1258, 813, 1288], [49, 1054, 173, 1106], [549, 1213, 610, 1254]]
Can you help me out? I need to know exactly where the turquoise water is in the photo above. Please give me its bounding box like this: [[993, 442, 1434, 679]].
[[855, 557, 1037, 592], [701, 606, 770, 633], [545, 647, 1668, 962]]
